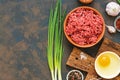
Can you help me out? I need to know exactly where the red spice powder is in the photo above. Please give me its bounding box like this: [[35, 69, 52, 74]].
[[116, 18, 120, 30], [65, 8, 103, 45]]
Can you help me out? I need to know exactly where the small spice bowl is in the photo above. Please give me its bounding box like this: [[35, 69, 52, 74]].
[[114, 16, 120, 32], [66, 70, 84, 80]]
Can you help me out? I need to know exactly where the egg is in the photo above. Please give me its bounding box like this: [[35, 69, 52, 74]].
[[95, 51, 120, 79], [98, 54, 110, 67]]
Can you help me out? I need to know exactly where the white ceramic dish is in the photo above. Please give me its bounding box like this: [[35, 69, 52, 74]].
[[114, 16, 120, 32], [66, 70, 84, 80], [95, 51, 120, 79]]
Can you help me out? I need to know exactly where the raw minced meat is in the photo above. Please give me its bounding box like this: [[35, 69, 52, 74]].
[[65, 8, 103, 45]]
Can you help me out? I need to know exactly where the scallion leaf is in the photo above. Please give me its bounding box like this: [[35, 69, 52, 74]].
[[47, 0, 66, 80]]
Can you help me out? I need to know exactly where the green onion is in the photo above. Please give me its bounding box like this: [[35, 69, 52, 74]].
[[47, 8, 55, 80], [47, 0, 66, 80], [117, 0, 120, 4]]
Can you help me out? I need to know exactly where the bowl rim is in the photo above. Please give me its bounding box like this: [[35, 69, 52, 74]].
[[64, 6, 105, 48], [66, 69, 84, 80], [114, 16, 120, 32], [95, 51, 120, 79]]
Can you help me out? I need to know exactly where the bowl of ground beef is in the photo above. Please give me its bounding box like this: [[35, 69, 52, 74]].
[[64, 6, 105, 48]]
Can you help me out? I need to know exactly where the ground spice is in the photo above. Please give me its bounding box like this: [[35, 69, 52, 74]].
[[116, 18, 120, 30], [68, 71, 82, 80]]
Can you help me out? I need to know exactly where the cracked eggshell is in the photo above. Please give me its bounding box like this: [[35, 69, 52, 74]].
[[106, 2, 120, 16]]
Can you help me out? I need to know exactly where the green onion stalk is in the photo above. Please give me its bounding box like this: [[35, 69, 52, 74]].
[[47, 8, 55, 80], [117, 0, 120, 4], [47, 0, 66, 80]]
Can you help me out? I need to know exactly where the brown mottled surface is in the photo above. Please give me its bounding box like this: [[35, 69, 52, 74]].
[[0, 0, 49, 80], [0, 0, 120, 80]]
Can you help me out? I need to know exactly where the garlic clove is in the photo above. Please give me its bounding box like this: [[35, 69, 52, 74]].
[[106, 25, 116, 33]]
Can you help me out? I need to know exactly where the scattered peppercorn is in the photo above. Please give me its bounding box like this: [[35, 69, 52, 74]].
[[68, 71, 82, 80]]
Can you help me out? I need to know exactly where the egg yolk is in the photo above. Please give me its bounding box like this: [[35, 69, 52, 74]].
[[98, 55, 110, 67]]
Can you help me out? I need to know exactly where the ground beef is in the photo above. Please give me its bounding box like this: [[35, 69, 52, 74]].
[[65, 8, 103, 45]]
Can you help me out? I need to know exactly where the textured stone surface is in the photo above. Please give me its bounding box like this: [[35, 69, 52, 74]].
[[0, 0, 49, 80]]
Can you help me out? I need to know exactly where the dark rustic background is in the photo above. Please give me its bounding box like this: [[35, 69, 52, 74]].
[[0, 0, 119, 80]]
